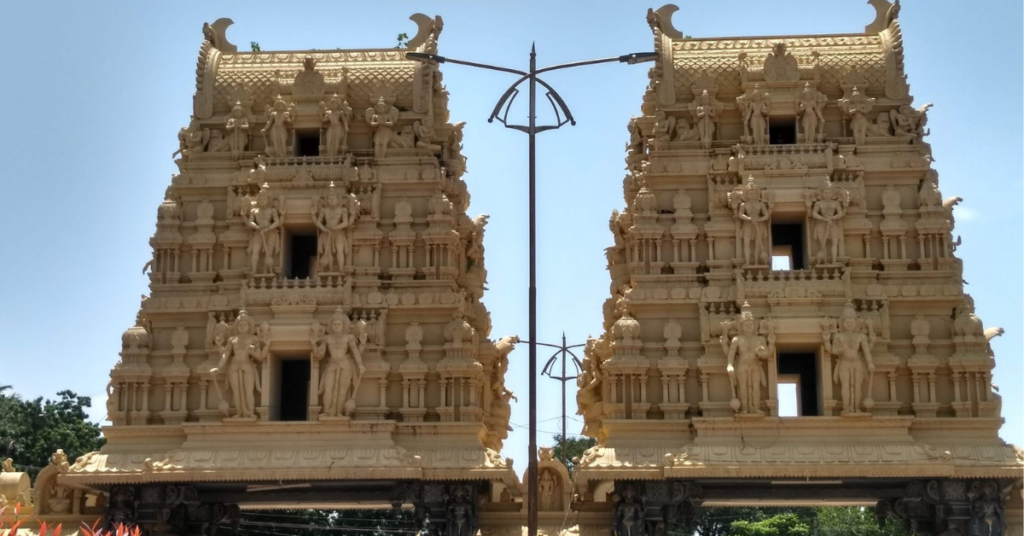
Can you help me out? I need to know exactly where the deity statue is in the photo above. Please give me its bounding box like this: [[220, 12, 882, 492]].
[[652, 110, 675, 145], [821, 302, 876, 415], [314, 182, 359, 272], [577, 340, 606, 443], [838, 86, 875, 146], [538, 470, 556, 510], [626, 117, 645, 159], [810, 181, 849, 264], [210, 310, 263, 419], [720, 302, 774, 415], [890, 103, 933, 143], [389, 125, 416, 149], [866, 112, 892, 137], [293, 55, 325, 97], [262, 95, 295, 157], [968, 480, 1004, 536], [690, 90, 719, 149], [174, 117, 210, 159], [797, 83, 826, 143], [614, 483, 647, 536], [730, 176, 772, 265], [246, 183, 283, 274], [320, 94, 352, 156], [445, 485, 476, 536], [742, 84, 770, 145], [365, 97, 400, 159], [414, 117, 442, 153], [225, 101, 250, 156], [313, 308, 366, 417]]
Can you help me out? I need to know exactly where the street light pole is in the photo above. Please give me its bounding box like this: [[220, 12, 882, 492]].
[[406, 46, 655, 536]]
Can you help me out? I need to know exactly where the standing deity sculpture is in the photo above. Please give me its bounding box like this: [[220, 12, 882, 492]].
[[729, 176, 773, 265], [613, 483, 647, 536], [809, 180, 850, 264], [320, 94, 353, 156], [720, 302, 775, 415], [577, 338, 607, 443], [741, 84, 770, 146], [312, 308, 366, 418], [838, 86, 875, 146], [538, 470, 556, 511], [262, 95, 295, 157], [225, 101, 250, 157], [246, 183, 284, 274], [210, 310, 264, 419], [797, 83, 826, 143], [314, 182, 359, 273], [689, 90, 720, 150], [821, 302, 876, 415], [445, 485, 477, 536], [365, 97, 400, 159]]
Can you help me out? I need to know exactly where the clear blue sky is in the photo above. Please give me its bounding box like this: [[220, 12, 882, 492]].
[[0, 1, 1020, 469]]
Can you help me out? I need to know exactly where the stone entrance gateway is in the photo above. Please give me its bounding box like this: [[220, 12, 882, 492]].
[[6, 3, 1016, 536]]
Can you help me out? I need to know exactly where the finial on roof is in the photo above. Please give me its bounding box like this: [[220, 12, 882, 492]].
[[647, 5, 683, 39], [864, 0, 893, 33], [406, 14, 443, 50], [202, 18, 237, 53]]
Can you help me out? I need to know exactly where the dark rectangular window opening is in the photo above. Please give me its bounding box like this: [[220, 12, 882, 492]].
[[769, 118, 797, 145], [777, 353, 819, 416], [295, 130, 321, 157], [278, 359, 310, 421], [770, 223, 805, 270], [286, 233, 318, 279]]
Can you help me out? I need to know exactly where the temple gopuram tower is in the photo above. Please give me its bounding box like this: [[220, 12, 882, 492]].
[[46, 14, 522, 535], [575, 3, 1022, 536]]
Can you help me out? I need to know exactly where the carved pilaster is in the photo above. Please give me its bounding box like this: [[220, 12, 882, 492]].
[[408, 481, 483, 536], [612, 480, 705, 536], [106, 484, 240, 536], [877, 479, 1010, 536]]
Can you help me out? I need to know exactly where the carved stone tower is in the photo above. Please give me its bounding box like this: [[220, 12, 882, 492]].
[[55, 14, 521, 535], [577, 3, 1023, 536]]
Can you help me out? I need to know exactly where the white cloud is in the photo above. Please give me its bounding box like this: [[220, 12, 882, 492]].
[[954, 205, 978, 222]]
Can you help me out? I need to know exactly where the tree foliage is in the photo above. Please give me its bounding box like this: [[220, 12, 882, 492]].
[[551, 434, 596, 477], [730, 513, 810, 536], [688, 507, 911, 536], [0, 388, 105, 479], [240, 509, 421, 536]]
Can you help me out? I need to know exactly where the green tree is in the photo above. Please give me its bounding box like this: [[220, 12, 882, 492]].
[[816, 506, 910, 536], [730, 513, 810, 536], [551, 434, 596, 477], [395, 32, 410, 48], [0, 388, 104, 479]]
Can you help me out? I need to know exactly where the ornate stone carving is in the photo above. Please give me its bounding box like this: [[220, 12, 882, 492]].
[[293, 55, 326, 98], [797, 82, 827, 143], [763, 41, 800, 82], [577, 338, 607, 444], [225, 101, 251, 157], [613, 482, 647, 536], [245, 182, 283, 274], [806, 179, 850, 264], [727, 176, 773, 266], [261, 95, 295, 157], [719, 302, 775, 415], [821, 302, 876, 415], [366, 96, 400, 159], [314, 182, 360, 273], [737, 84, 770, 145], [320, 93, 353, 156], [839, 86, 875, 145], [209, 310, 265, 419], [891, 103, 932, 144], [688, 90, 722, 149], [313, 307, 366, 418]]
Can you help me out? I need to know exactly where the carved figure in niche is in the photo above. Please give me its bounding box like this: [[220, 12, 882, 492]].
[[810, 181, 849, 264], [313, 308, 365, 417], [968, 481, 1004, 536], [652, 110, 675, 145], [730, 176, 772, 265], [626, 117, 645, 159], [246, 183, 283, 274], [414, 116, 442, 153], [225, 101, 250, 156], [720, 302, 774, 415], [365, 97, 400, 159], [314, 182, 358, 272], [320, 94, 352, 156], [741, 84, 770, 145], [248, 154, 268, 186], [674, 116, 700, 142], [763, 41, 799, 82], [918, 170, 943, 208], [614, 483, 647, 536], [262, 95, 295, 157], [293, 55, 325, 97], [445, 121, 468, 175], [838, 86, 875, 145], [210, 310, 263, 418], [821, 302, 876, 415], [690, 90, 719, 149], [797, 83, 827, 143], [445, 485, 476, 536], [890, 103, 932, 142], [464, 214, 489, 299], [207, 129, 230, 153], [538, 470, 556, 510], [390, 125, 416, 149], [866, 112, 893, 137]]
